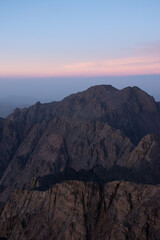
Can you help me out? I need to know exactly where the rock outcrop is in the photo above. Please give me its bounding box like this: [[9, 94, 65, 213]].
[[0, 181, 160, 240], [8, 85, 160, 144], [0, 85, 160, 203], [0, 85, 160, 239]]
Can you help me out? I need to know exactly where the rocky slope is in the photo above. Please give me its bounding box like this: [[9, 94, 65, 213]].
[[1, 119, 160, 203], [0, 85, 160, 203], [0, 85, 160, 239], [8, 85, 160, 144], [0, 119, 32, 181], [0, 180, 160, 240]]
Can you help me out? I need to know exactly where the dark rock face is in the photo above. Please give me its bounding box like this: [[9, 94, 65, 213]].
[[1, 85, 160, 202], [0, 85, 160, 239], [8, 85, 160, 144], [0, 119, 32, 180], [0, 181, 160, 240], [119, 134, 160, 184], [0, 118, 134, 202]]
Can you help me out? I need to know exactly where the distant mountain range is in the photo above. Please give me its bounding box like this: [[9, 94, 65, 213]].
[[0, 95, 37, 118], [0, 85, 160, 240]]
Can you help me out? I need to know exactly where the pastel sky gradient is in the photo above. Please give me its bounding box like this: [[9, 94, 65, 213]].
[[1, 0, 160, 77]]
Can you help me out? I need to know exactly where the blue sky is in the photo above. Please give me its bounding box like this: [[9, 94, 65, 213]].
[[0, 1, 160, 101], [1, 0, 160, 77]]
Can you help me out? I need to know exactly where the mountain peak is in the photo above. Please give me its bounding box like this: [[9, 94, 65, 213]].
[[7, 84, 160, 144], [78, 84, 118, 97], [86, 84, 118, 92]]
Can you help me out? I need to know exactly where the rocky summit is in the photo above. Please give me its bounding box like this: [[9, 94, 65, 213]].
[[0, 85, 160, 240]]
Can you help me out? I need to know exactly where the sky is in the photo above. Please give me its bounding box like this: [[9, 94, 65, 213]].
[[0, 0, 160, 101]]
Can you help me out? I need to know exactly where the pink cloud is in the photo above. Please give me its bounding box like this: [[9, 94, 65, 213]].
[[135, 41, 160, 57], [63, 56, 160, 76], [0, 55, 160, 77]]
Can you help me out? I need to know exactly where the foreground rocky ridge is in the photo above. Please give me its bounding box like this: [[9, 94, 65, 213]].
[[0, 180, 160, 240]]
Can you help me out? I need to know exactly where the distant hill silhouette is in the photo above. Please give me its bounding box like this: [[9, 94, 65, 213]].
[[0, 95, 37, 118]]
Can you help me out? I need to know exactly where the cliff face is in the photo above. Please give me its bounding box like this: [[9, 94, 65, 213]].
[[1, 120, 160, 203], [0, 85, 160, 239], [0, 180, 160, 240], [118, 134, 160, 184], [0, 119, 32, 180], [0, 85, 160, 202], [0, 118, 133, 201], [8, 85, 160, 144]]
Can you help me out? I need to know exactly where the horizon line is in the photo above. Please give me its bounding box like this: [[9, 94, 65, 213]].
[[1, 73, 160, 79]]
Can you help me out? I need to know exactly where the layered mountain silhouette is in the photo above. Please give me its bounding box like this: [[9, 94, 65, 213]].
[[0, 85, 160, 239], [0, 95, 35, 118]]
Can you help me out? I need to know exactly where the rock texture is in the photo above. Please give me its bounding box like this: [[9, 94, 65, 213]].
[[119, 134, 160, 184], [0, 85, 160, 239], [8, 85, 160, 144], [0, 119, 31, 180], [0, 181, 160, 240], [0, 85, 160, 202]]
